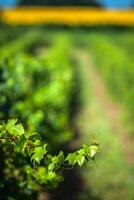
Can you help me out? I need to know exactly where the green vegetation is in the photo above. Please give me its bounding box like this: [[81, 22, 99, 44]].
[[0, 26, 26, 46], [75, 50, 134, 200], [71, 29, 134, 200], [0, 29, 98, 200], [88, 32, 134, 133], [0, 27, 134, 200]]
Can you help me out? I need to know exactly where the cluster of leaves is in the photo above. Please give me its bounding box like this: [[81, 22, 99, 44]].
[[0, 32, 99, 199], [0, 119, 99, 197]]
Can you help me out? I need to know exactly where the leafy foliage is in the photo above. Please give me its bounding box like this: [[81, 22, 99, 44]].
[[0, 119, 99, 188], [0, 32, 99, 199]]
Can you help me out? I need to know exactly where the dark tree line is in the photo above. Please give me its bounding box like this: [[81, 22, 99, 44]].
[[19, 0, 101, 7]]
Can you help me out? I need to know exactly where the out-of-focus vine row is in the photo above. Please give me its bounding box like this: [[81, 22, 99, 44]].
[[0, 31, 99, 200]]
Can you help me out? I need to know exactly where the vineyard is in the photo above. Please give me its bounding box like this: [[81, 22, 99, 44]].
[[0, 26, 134, 200]]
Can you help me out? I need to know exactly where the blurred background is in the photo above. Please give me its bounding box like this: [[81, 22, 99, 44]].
[[0, 0, 134, 200], [0, 0, 134, 7]]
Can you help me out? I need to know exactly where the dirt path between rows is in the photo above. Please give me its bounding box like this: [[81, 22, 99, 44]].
[[76, 49, 134, 165]]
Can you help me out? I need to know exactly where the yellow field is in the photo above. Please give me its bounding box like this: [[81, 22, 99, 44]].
[[1, 7, 134, 25]]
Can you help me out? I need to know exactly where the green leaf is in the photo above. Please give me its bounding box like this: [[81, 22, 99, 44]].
[[66, 153, 77, 166], [77, 148, 85, 155], [77, 155, 85, 167], [34, 139, 41, 146], [48, 163, 55, 171], [15, 135, 27, 153], [48, 152, 64, 172], [57, 151, 64, 163], [28, 132, 41, 142], [89, 145, 99, 158], [15, 124, 25, 136], [6, 119, 24, 136], [31, 146, 47, 164]]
